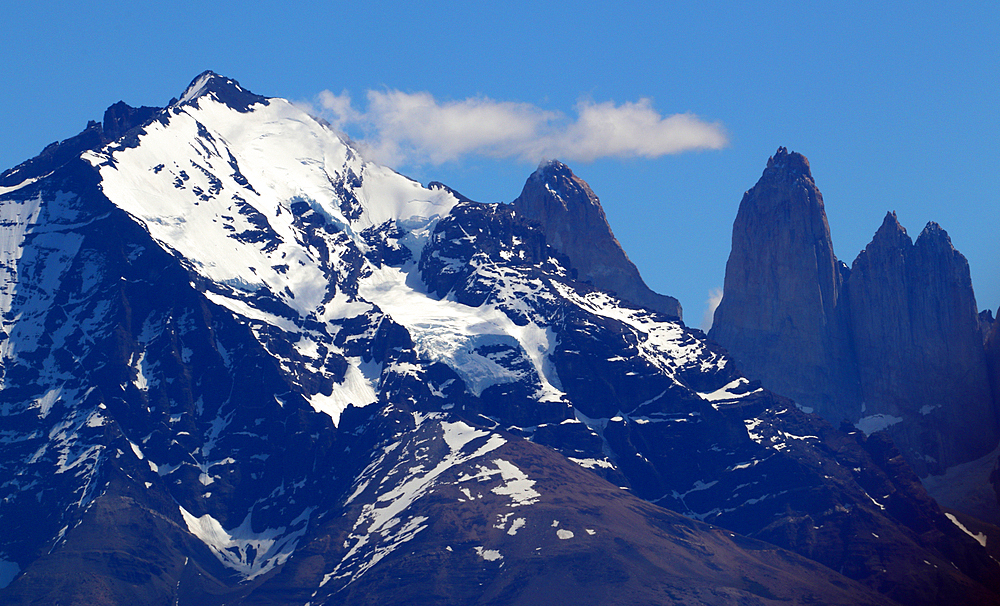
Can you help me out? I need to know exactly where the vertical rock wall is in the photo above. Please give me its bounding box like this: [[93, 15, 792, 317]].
[[847, 216, 997, 474], [709, 147, 859, 421], [711, 148, 999, 477]]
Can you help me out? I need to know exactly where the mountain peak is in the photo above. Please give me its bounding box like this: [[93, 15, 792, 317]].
[[867, 211, 912, 252], [174, 71, 268, 113], [764, 146, 813, 182], [878, 210, 906, 234], [522, 159, 597, 210], [531, 159, 572, 179], [512, 162, 682, 319], [710, 146, 853, 420], [916, 220, 953, 250]]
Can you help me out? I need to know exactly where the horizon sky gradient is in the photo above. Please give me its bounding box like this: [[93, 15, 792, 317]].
[[3, 1, 996, 328]]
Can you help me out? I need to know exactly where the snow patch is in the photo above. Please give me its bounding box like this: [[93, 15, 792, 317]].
[[178, 505, 314, 580], [475, 546, 503, 562], [856, 413, 904, 435], [507, 517, 526, 536], [945, 513, 987, 548], [359, 265, 564, 401]]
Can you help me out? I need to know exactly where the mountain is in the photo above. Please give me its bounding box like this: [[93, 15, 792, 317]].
[[709, 147, 859, 422], [846, 213, 997, 472], [710, 148, 1000, 513], [0, 73, 997, 605], [510, 160, 682, 320]]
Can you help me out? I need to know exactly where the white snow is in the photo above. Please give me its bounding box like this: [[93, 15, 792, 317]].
[[556, 529, 574, 540], [178, 505, 314, 580], [744, 418, 765, 443], [32, 388, 62, 418], [88, 95, 457, 318], [81, 90, 466, 425], [553, 284, 726, 378], [305, 357, 381, 424], [0, 173, 50, 196], [487, 459, 541, 507], [945, 513, 987, 548], [567, 457, 615, 470], [132, 350, 150, 390], [699, 378, 761, 404], [507, 517, 526, 536], [177, 72, 217, 105], [475, 546, 503, 562], [359, 265, 564, 400], [856, 413, 904, 435], [332, 417, 507, 586]]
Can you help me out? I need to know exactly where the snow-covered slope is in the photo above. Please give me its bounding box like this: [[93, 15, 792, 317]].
[[86, 81, 459, 423]]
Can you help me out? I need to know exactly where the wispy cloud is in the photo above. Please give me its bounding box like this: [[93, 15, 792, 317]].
[[701, 287, 724, 331], [309, 89, 728, 166]]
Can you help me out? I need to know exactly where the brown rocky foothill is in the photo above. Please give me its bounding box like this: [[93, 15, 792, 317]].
[[711, 147, 1000, 493]]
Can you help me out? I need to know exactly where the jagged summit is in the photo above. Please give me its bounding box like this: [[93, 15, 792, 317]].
[[712, 148, 999, 487], [101, 101, 160, 142], [763, 146, 813, 182], [866, 211, 911, 252], [916, 220, 954, 249], [526, 159, 594, 203], [524, 159, 600, 210], [174, 70, 268, 112], [512, 160, 682, 319], [710, 146, 853, 421], [0, 102, 160, 188], [531, 158, 572, 178]]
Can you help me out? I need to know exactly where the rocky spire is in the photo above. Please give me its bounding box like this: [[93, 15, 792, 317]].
[[709, 147, 858, 419], [847, 218, 998, 474], [511, 160, 682, 320]]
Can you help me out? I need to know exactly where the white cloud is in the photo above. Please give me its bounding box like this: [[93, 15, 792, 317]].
[[701, 287, 724, 331], [312, 89, 727, 167], [316, 90, 361, 130]]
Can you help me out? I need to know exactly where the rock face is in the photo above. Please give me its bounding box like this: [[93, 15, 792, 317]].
[[847, 214, 998, 474], [987, 308, 1000, 411], [512, 160, 682, 320], [709, 147, 858, 421], [711, 148, 999, 480]]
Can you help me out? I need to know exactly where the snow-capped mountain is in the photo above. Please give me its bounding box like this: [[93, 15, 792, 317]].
[[0, 72, 997, 605]]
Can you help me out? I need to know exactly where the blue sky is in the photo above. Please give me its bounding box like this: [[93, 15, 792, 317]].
[[3, 1, 997, 327]]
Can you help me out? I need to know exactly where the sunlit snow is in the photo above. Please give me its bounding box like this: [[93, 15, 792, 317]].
[[178, 505, 314, 580]]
